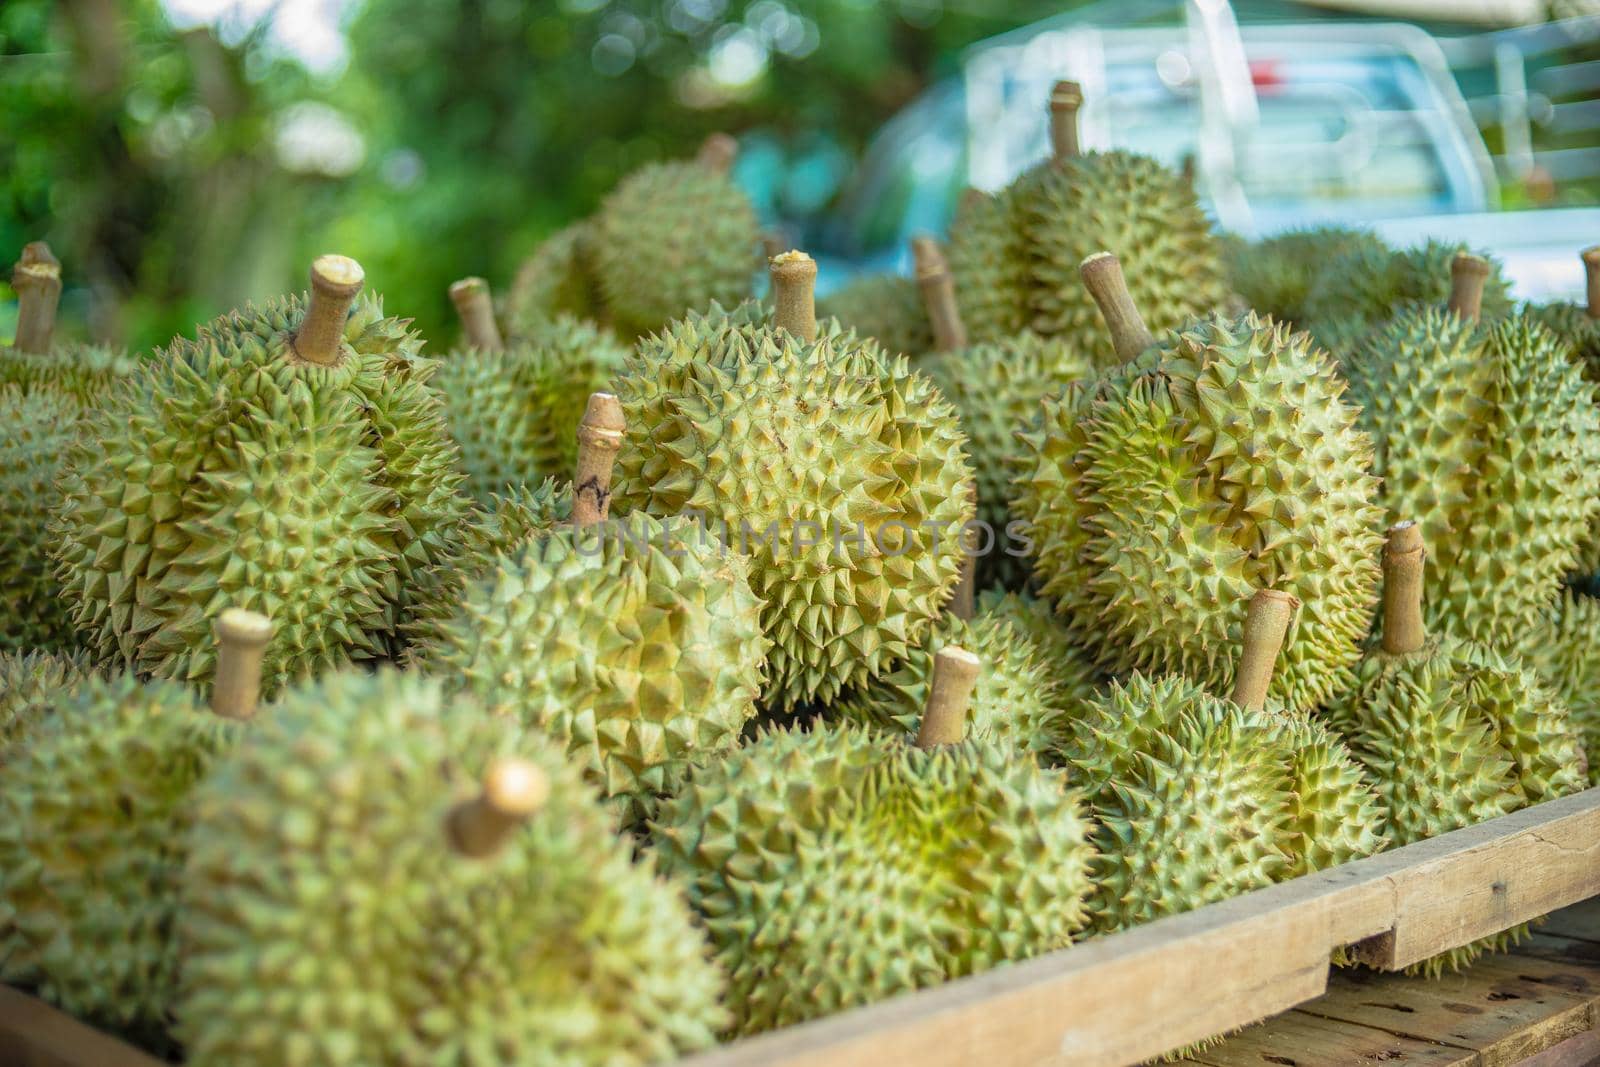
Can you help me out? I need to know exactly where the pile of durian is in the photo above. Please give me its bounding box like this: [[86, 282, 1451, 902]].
[[3, 82, 1599, 1065]]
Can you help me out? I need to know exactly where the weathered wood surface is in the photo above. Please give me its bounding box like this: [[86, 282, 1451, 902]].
[[0, 986, 164, 1067]]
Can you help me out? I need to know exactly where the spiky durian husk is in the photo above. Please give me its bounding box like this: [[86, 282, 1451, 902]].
[[974, 590, 1102, 705], [653, 723, 1094, 1036], [922, 330, 1096, 590], [177, 669, 725, 1067], [1018, 151, 1227, 361], [1347, 311, 1600, 646], [1303, 240, 1514, 357], [434, 316, 629, 503], [1522, 592, 1600, 782], [1, 386, 82, 651], [1526, 302, 1600, 575], [612, 305, 973, 708], [0, 648, 95, 762], [946, 188, 1031, 343], [50, 293, 468, 694], [402, 479, 572, 655], [0, 342, 139, 404], [1223, 226, 1391, 327], [0, 674, 233, 1028], [833, 612, 1069, 760], [423, 513, 768, 820], [503, 221, 606, 335], [817, 273, 932, 358], [1275, 715, 1389, 876], [588, 160, 759, 335], [1013, 312, 1384, 711]]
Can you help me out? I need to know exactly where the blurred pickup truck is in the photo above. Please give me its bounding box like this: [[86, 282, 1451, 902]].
[[810, 0, 1600, 302]]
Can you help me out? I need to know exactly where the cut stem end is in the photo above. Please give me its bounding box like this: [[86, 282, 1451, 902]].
[[211, 608, 272, 721], [1231, 588, 1298, 709], [1446, 253, 1490, 322], [770, 250, 818, 343], [573, 392, 625, 529], [912, 236, 968, 352], [916, 646, 981, 749], [696, 132, 739, 175], [292, 255, 365, 366], [446, 758, 550, 859], [1080, 252, 1154, 363], [1380, 520, 1428, 655], [1581, 245, 1600, 319], [1049, 80, 1083, 162], [11, 241, 63, 355], [448, 277, 504, 352]]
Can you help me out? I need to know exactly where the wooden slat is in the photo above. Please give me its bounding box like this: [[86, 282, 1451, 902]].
[[0, 987, 164, 1067], [1184, 1011, 1474, 1067], [1514, 1028, 1600, 1067]]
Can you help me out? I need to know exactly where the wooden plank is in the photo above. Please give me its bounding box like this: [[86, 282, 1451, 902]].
[[0, 987, 164, 1067], [1184, 1011, 1474, 1067], [1514, 1028, 1600, 1067]]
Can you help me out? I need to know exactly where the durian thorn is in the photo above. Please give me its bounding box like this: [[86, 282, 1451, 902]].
[[696, 132, 739, 175], [446, 758, 550, 859], [911, 235, 967, 352], [1381, 520, 1428, 655], [1049, 80, 1084, 162], [573, 391, 626, 528], [1231, 588, 1298, 710], [917, 645, 981, 749], [210, 608, 272, 721], [448, 276, 504, 353], [1581, 244, 1600, 319], [292, 255, 365, 366], [1446, 253, 1490, 322], [770, 250, 817, 343], [11, 241, 63, 355], [947, 482, 980, 621], [1080, 252, 1154, 363]]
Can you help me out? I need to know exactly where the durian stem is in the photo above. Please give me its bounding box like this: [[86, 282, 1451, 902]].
[[11, 241, 62, 355], [1049, 80, 1083, 162], [912, 236, 968, 352], [292, 255, 365, 367], [916, 646, 981, 749], [448, 277, 504, 353], [1446, 253, 1490, 322], [770, 250, 818, 343], [1080, 252, 1154, 363], [1231, 589, 1298, 710], [445, 758, 550, 859], [696, 132, 738, 175], [210, 608, 272, 721], [761, 230, 788, 263], [573, 392, 625, 529], [1582, 245, 1600, 320], [948, 481, 980, 621], [1381, 520, 1427, 655]]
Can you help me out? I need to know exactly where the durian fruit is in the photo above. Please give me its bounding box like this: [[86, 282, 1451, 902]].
[[503, 221, 606, 334], [587, 133, 760, 336], [176, 668, 725, 1067], [1017, 82, 1227, 360], [435, 277, 628, 503], [1222, 226, 1391, 327], [1012, 252, 1384, 711], [1302, 238, 1514, 358], [1, 242, 138, 401], [946, 186, 1031, 343], [1527, 244, 1600, 382], [816, 270, 933, 358], [0, 611, 269, 1030], [612, 251, 973, 707], [1330, 522, 1585, 976], [0, 648, 95, 763], [0, 385, 84, 651], [654, 646, 1095, 1036], [1345, 254, 1600, 646], [422, 394, 768, 821], [51, 256, 469, 693], [913, 237, 1097, 590], [1520, 591, 1600, 783], [974, 589, 1101, 705]]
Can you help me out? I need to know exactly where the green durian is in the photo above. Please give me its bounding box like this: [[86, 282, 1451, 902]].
[[945, 186, 1031, 343], [1303, 238, 1513, 357], [176, 668, 726, 1067], [817, 271, 932, 358], [1016, 84, 1227, 360], [654, 649, 1095, 1036], [503, 221, 605, 334], [0, 385, 84, 651], [1345, 257, 1600, 646], [1521, 591, 1600, 784], [1223, 226, 1391, 327], [1013, 254, 1384, 711], [438, 278, 628, 503], [1330, 523, 1584, 976], [0, 648, 95, 763], [0, 611, 270, 1030], [612, 252, 973, 707], [3, 241, 139, 403], [587, 134, 760, 335], [974, 589, 1102, 705], [51, 256, 469, 694]]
